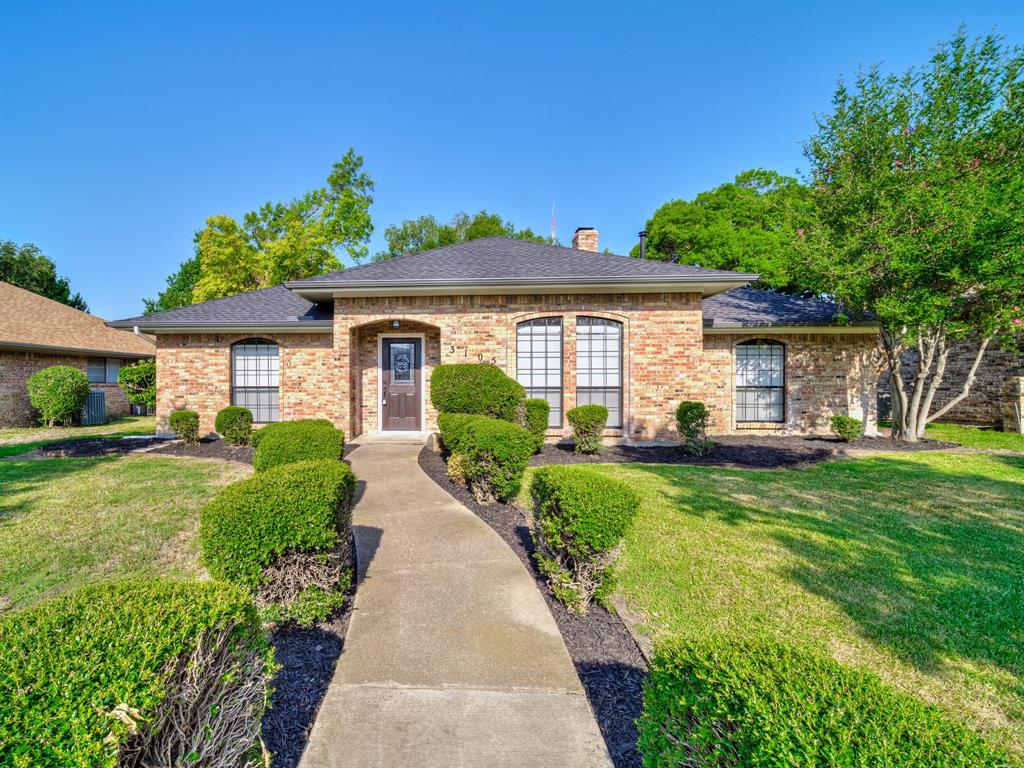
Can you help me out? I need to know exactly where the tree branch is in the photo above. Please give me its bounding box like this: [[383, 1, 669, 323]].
[[925, 335, 994, 424]]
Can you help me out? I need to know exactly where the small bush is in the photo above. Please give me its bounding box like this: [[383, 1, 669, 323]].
[[430, 363, 525, 422], [831, 415, 865, 442], [567, 404, 608, 454], [253, 420, 344, 472], [531, 465, 640, 612], [437, 412, 478, 453], [168, 409, 200, 445], [446, 452, 470, 487], [200, 459, 356, 623], [439, 413, 533, 502], [0, 579, 272, 768], [675, 401, 713, 456], [251, 418, 334, 448], [215, 405, 254, 446], [116, 359, 156, 410], [26, 365, 90, 426], [638, 635, 1007, 767], [524, 398, 550, 453]]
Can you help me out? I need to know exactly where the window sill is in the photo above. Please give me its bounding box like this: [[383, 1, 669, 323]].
[[736, 422, 785, 430]]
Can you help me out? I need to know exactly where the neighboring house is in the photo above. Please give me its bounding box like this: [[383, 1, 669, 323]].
[[110, 229, 879, 441], [0, 281, 155, 427]]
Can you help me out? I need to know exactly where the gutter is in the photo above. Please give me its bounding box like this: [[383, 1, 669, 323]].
[[105, 320, 334, 334], [703, 321, 879, 334], [0, 340, 155, 357]]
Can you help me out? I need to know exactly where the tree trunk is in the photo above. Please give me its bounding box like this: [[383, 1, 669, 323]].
[[922, 335, 993, 427], [880, 326, 913, 441]]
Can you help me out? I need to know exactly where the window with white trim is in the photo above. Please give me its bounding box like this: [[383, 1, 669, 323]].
[[232, 339, 280, 423], [576, 317, 622, 428], [516, 317, 562, 427], [735, 339, 785, 423]]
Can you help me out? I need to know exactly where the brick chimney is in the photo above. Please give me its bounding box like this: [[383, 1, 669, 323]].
[[572, 227, 599, 252]]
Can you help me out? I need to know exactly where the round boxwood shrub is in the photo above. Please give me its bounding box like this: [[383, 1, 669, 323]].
[[675, 401, 713, 456], [0, 579, 272, 768], [524, 398, 550, 453], [215, 405, 253, 446], [430, 363, 525, 422], [531, 465, 640, 612], [439, 413, 534, 503], [253, 420, 345, 472], [831, 415, 865, 442], [168, 409, 200, 445], [251, 418, 334, 448], [567, 404, 608, 455], [26, 365, 90, 426]]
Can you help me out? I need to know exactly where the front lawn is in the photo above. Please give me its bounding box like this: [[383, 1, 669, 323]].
[[0, 453, 248, 611], [523, 452, 1024, 758], [0, 414, 155, 458], [924, 422, 1024, 452]]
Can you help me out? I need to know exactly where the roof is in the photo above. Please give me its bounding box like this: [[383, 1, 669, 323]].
[[0, 281, 155, 357], [702, 287, 875, 330]]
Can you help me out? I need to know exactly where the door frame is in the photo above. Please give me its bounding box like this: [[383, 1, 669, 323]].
[[376, 333, 426, 434]]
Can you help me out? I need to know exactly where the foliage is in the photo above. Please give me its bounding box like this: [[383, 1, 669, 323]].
[[531, 466, 640, 612], [639, 634, 1007, 767], [250, 418, 333, 448], [168, 409, 200, 445], [26, 365, 90, 426], [252, 420, 344, 471], [430, 363, 526, 422], [0, 579, 272, 768], [116, 359, 156, 409], [143, 254, 200, 314], [831, 415, 865, 442], [675, 401, 713, 456], [524, 398, 550, 453], [566, 404, 608, 454], [271, 581, 351, 628], [802, 29, 1024, 439], [215, 406, 253, 446], [633, 170, 815, 295], [436, 412, 478, 452], [375, 209, 549, 260], [0, 240, 88, 310], [446, 452, 470, 487], [438, 413, 533, 502]]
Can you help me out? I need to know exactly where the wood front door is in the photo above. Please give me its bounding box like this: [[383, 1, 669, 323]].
[[381, 337, 421, 431]]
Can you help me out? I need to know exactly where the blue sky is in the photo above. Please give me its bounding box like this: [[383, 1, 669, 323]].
[[2, 1, 1021, 319]]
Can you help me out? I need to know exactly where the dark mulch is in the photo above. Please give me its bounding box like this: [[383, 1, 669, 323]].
[[148, 437, 255, 465], [35, 436, 167, 458], [418, 446, 647, 768]]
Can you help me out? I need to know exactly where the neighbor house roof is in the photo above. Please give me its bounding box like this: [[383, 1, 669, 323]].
[[0, 281, 155, 357], [702, 287, 876, 332]]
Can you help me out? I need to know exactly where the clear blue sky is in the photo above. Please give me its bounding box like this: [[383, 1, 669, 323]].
[[2, 1, 1021, 320]]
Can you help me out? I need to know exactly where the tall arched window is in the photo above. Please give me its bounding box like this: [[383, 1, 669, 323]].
[[232, 339, 280, 423], [735, 339, 785, 423], [576, 317, 622, 428], [517, 317, 562, 427]]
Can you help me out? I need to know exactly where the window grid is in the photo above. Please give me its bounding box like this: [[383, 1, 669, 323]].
[[232, 340, 280, 423], [516, 317, 563, 427], [576, 317, 623, 429], [735, 340, 785, 423], [87, 357, 106, 384]]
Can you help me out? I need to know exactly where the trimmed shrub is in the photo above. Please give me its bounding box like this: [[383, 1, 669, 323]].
[[430, 363, 525, 422], [675, 401, 713, 456], [437, 412, 478, 453], [831, 415, 865, 442], [638, 635, 1007, 767], [26, 365, 90, 426], [253, 420, 344, 472], [168, 409, 200, 445], [0, 579, 272, 768], [116, 359, 156, 410], [251, 418, 334, 448], [439, 413, 533, 502], [200, 459, 356, 625], [567, 404, 608, 454], [215, 405, 253, 446], [524, 398, 550, 453], [531, 465, 640, 612], [446, 452, 470, 487]]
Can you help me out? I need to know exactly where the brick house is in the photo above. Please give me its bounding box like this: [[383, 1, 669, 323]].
[[111, 230, 880, 442], [0, 281, 156, 427]]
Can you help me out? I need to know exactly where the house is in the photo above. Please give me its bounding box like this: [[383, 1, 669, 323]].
[[110, 229, 880, 441], [0, 281, 156, 427]]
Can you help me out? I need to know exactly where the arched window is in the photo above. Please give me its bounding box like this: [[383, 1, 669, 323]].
[[576, 317, 622, 428], [517, 317, 562, 427], [735, 339, 785, 423], [232, 339, 280, 423]]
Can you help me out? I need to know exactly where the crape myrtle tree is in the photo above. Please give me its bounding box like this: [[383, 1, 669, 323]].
[[375, 209, 549, 261], [803, 29, 1024, 441]]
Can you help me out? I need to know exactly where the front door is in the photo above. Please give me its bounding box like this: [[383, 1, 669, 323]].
[[381, 338, 421, 431]]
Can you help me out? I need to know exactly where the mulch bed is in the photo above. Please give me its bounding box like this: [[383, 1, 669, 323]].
[[34, 436, 167, 458], [418, 446, 648, 768], [148, 437, 255, 465]]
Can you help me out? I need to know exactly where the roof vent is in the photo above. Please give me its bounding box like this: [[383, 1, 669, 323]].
[[572, 227, 599, 252]]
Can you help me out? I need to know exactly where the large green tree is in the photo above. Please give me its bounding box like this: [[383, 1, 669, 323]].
[[0, 241, 88, 311], [803, 29, 1024, 440], [143, 253, 200, 314], [633, 169, 814, 295], [375, 209, 548, 261]]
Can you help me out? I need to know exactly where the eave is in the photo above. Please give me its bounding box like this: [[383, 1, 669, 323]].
[[702, 321, 879, 335], [105, 321, 334, 334], [0, 340, 155, 357]]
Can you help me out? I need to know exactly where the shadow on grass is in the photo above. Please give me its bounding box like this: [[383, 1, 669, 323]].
[[0, 456, 115, 523]]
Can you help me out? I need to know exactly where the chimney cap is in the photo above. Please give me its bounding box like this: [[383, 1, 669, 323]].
[[574, 226, 595, 233]]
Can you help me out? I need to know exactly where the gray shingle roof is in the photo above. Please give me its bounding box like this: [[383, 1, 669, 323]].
[[703, 287, 864, 327], [110, 285, 332, 328]]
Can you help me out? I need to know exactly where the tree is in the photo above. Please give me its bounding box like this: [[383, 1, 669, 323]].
[[0, 241, 88, 311], [143, 254, 200, 314], [375, 209, 549, 261], [117, 359, 156, 410], [632, 170, 815, 295], [802, 29, 1024, 441]]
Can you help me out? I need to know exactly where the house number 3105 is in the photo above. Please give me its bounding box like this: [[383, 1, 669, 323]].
[[448, 344, 496, 364]]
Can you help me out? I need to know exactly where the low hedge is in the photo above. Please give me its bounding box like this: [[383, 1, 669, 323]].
[[251, 418, 334, 448], [252, 419, 344, 472], [215, 405, 253, 446], [168, 409, 200, 445], [200, 459, 356, 624], [0, 580, 272, 768], [524, 398, 550, 453], [430, 363, 525, 422], [437, 412, 479, 453], [567, 404, 608, 454], [638, 635, 1007, 768], [531, 465, 640, 612], [438, 413, 533, 502], [831, 415, 865, 442], [26, 365, 90, 426]]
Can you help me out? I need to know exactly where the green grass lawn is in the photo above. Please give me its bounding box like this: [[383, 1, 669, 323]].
[[0, 452, 248, 611], [523, 452, 1024, 758], [924, 422, 1024, 451], [0, 415, 156, 458]]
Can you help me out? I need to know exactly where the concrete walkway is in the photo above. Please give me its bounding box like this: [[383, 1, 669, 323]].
[[300, 438, 611, 768]]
